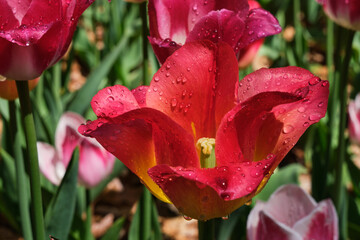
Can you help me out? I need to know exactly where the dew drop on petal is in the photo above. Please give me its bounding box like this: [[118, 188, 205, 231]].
[[183, 215, 192, 221], [282, 125, 294, 134], [221, 215, 229, 220]]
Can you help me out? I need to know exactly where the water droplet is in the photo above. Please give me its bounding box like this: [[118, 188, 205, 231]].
[[318, 102, 324, 107], [170, 98, 177, 108], [246, 186, 254, 192], [309, 77, 321, 85], [245, 199, 252, 206], [282, 125, 294, 134], [216, 178, 228, 190], [303, 122, 310, 127], [107, 96, 114, 102], [183, 215, 192, 221], [309, 113, 322, 121], [250, 169, 260, 177], [107, 88, 112, 94], [221, 215, 229, 220], [297, 107, 305, 113], [166, 72, 170, 77], [166, 64, 171, 70], [154, 76, 160, 82]]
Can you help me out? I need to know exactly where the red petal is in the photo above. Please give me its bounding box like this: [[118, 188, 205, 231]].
[[131, 85, 149, 107], [148, 36, 181, 65], [79, 108, 199, 202], [293, 199, 338, 240], [237, 8, 281, 49], [216, 91, 301, 166], [91, 85, 140, 118], [146, 40, 238, 139], [148, 154, 276, 220], [233, 67, 329, 167], [186, 9, 245, 52]]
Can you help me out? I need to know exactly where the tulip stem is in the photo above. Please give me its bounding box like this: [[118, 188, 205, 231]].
[[198, 219, 215, 240], [15, 80, 45, 240], [8, 100, 33, 240], [84, 189, 94, 240], [334, 29, 355, 212], [294, 0, 303, 66], [140, 1, 150, 85], [141, 187, 152, 240]]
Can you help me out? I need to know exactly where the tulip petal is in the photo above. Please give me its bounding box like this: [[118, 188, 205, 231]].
[[234, 67, 329, 166], [256, 211, 303, 240], [148, 154, 276, 220], [147, 41, 238, 139], [37, 142, 63, 186], [55, 112, 84, 167], [91, 85, 140, 118], [263, 185, 317, 227], [0, 0, 24, 28], [216, 91, 301, 166], [247, 200, 266, 240], [148, 36, 182, 65], [131, 85, 149, 107], [293, 199, 338, 240], [79, 108, 200, 203], [78, 140, 115, 188], [237, 8, 281, 49], [186, 9, 245, 52]]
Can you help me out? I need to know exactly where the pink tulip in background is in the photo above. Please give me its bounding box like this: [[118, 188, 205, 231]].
[[37, 112, 115, 188], [348, 93, 360, 143], [148, 0, 281, 64], [317, 0, 360, 31], [247, 184, 338, 240], [0, 0, 95, 80]]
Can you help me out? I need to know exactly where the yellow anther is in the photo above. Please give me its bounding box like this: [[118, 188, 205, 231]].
[[196, 137, 216, 155]]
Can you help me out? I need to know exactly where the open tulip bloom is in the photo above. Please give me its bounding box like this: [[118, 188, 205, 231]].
[[79, 40, 329, 220], [247, 184, 338, 240], [37, 112, 115, 188], [0, 0, 95, 80], [148, 0, 281, 64], [317, 0, 360, 31]]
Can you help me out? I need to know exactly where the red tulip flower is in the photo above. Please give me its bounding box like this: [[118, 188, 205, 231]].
[[0, 77, 39, 100], [79, 41, 329, 220], [0, 0, 95, 80], [148, 0, 281, 64], [317, 0, 360, 31], [247, 185, 338, 240], [38, 112, 115, 188], [348, 93, 360, 144]]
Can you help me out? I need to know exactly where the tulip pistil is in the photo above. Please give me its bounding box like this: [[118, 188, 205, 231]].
[[196, 137, 216, 168]]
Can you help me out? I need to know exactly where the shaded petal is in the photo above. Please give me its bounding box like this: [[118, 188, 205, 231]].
[[91, 85, 140, 118], [237, 38, 264, 69], [293, 199, 338, 240], [147, 41, 238, 139], [348, 95, 360, 143], [148, 36, 181, 65], [0, 0, 24, 29], [234, 67, 329, 168], [131, 85, 149, 107], [55, 112, 84, 166], [264, 184, 317, 227], [186, 10, 245, 51], [79, 108, 199, 203], [256, 211, 302, 240], [216, 91, 301, 166], [246, 200, 266, 240], [148, 154, 276, 220], [37, 142, 63, 186], [237, 8, 281, 50], [78, 140, 115, 188]]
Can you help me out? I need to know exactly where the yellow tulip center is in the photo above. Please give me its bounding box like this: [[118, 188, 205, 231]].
[[196, 137, 216, 168]]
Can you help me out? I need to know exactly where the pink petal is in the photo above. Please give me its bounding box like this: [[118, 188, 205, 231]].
[[55, 112, 84, 167], [348, 95, 360, 143], [78, 139, 115, 188], [186, 9, 246, 52], [255, 211, 302, 240], [0, 0, 25, 28], [148, 154, 275, 220], [216, 91, 301, 166], [237, 8, 281, 50], [247, 200, 266, 240], [91, 85, 140, 118], [37, 142, 63, 186], [293, 199, 338, 240], [131, 85, 149, 107], [264, 185, 317, 227], [146, 41, 238, 139]]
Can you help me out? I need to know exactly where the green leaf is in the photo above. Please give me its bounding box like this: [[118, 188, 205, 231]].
[[44, 149, 79, 240], [128, 200, 141, 240], [67, 35, 129, 115], [100, 217, 125, 240], [254, 163, 306, 202]]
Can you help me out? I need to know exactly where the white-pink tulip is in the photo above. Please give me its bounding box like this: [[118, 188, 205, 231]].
[[247, 184, 338, 240], [37, 112, 115, 188]]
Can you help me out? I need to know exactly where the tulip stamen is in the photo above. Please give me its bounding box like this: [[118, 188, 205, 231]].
[[196, 137, 216, 168]]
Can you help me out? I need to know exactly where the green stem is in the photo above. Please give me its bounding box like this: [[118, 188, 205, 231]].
[[294, 0, 303, 65], [198, 219, 215, 240], [84, 189, 94, 240], [334, 30, 355, 210], [15, 80, 45, 240], [8, 100, 33, 240], [140, 1, 149, 85], [141, 187, 152, 240]]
